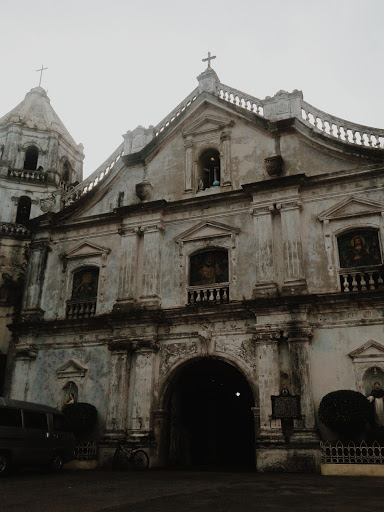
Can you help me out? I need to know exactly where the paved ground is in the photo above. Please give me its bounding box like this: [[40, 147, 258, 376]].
[[1, 468, 383, 512]]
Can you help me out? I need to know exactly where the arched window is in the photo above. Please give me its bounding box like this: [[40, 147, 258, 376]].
[[198, 148, 221, 190], [15, 196, 32, 224], [190, 249, 228, 286], [23, 146, 39, 171], [337, 229, 382, 268]]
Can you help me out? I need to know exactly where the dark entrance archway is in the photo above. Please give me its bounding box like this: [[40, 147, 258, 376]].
[[166, 358, 255, 469]]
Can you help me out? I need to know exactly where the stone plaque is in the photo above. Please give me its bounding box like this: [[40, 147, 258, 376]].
[[271, 393, 301, 419]]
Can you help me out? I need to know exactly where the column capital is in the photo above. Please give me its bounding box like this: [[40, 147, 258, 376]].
[[15, 343, 38, 360], [286, 327, 313, 343], [250, 204, 275, 216], [30, 238, 51, 251], [276, 200, 302, 211], [132, 337, 159, 353], [254, 328, 288, 344]]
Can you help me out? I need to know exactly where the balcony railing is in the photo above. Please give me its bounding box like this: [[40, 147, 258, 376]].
[[339, 266, 384, 292], [66, 300, 96, 319], [187, 283, 229, 305]]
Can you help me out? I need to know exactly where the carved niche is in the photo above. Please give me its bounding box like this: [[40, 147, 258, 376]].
[[182, 114, 235, 193], [174, 220, 240, 301], [59, 241, 111, 314], [349, 340, 384, 394], [318, 196, 384, 284]]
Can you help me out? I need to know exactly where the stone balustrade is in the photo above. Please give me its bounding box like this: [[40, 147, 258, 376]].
[[339, 266, 384, 292], [187, 283, 229, 305], [301, 100, 384, 148], [66, 300, 97, 319], [154, 87, 199, 138], [62, 143, 124, 206], [8, 168, 48, 182], [0, 222, 31, 237], [217, 82, 264, 117]]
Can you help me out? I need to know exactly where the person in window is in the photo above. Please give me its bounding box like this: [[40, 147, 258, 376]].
[[341, 235, 380, 267]]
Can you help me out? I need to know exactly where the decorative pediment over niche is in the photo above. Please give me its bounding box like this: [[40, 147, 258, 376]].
[[65, 241, 111, 260], [182, 115, 234, 138], [175, 221, 240, 244], [349, 340, 384, 361], [318, 196, 384, 222], [56, 359, 88, 379]]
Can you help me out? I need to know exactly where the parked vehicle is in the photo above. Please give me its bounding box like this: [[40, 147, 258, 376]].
[[0, 397, 75, 476]]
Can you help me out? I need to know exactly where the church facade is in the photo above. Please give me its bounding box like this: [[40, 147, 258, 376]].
[[2, 63, 384, 471]]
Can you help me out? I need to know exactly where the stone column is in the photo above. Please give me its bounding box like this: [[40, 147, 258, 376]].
[[139, 224, 163, 307], [220, 130, 232, 187], [114, 229, 139, 311], [251, 204, 278, 297], [184, 138, 194, 193], [105, 342, 131, 439], [4, 125, 21, 165], [9, 345, 38, 401], [255, 330, 284, 442], [287, 328, 318, 442], [22, 239, 50, 320], [153, 409, 168, 467], [276, 200, 307, 294], [129, 340, 159, 440]]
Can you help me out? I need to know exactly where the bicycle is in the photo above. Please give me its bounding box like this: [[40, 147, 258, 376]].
[[112, 444, 149, 470]]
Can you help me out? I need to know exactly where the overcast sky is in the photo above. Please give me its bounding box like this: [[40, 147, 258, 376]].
[[1, 0, 383, 178]]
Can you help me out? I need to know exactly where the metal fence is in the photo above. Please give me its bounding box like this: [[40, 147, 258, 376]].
[[74, 441, 98, 461], [321, 441, 384, 464]]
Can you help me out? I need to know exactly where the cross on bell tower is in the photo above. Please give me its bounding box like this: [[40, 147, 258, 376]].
[[36, 65, 48, 87], [202, 52, 216, 69]]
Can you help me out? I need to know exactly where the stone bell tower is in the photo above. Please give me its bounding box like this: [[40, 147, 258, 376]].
[[0, 85, 84, 395]]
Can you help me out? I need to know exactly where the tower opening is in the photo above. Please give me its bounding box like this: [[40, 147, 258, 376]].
[[23, 146, 39, 171]]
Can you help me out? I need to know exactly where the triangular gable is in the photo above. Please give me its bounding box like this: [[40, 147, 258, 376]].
[[175, 220, 240, 243], [319, 196, 384, 222], [56, 359, 87, 379], [349, 340, 384, 361], [65, 241, 111, 260], [182, 114, 234, 137]]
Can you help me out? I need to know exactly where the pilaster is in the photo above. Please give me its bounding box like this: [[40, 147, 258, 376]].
[[105, 341, 131, 440], [22, 239, 50, 320], [184, 138, 194, 193], [251, 204, 278, 297], [286, 327, 318, 443], [276, 199, 307, 294], [139, 223, 163, 307], [255, 329, 285, 444], [114, 228, 139, 309], [129, 339, 159, 441]]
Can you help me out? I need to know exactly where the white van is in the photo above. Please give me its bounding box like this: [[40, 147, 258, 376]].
[[0, 397, 75, 475]]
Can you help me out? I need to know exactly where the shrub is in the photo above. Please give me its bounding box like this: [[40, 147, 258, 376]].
[[318, 390, 370, 437], [62, 402, 97, 437]]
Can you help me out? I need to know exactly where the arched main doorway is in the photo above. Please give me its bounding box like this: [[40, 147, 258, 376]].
[[165, 358, 255, 469]]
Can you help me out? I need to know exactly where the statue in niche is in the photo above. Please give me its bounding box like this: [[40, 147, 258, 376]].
[[338, 230, 382, 268], [367, 381, 384, 428], [62, 381, 78, 408], [190, 250, 228, 286], [72, 267, 99, 300], [65, 393, 76, 405]]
